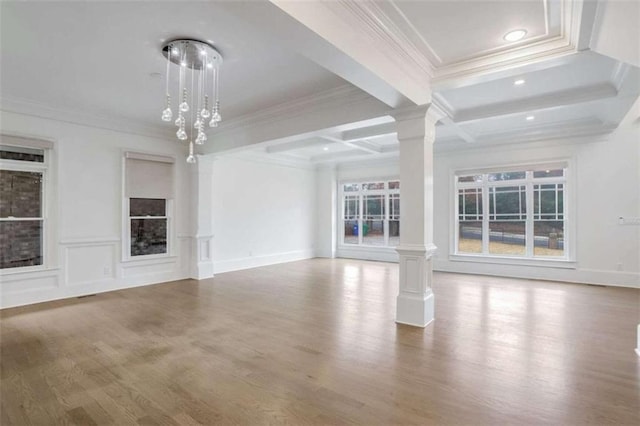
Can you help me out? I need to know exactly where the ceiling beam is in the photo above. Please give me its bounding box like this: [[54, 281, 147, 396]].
[[340, 122, 397, 141], [266, 138, 328, 154], [268, 0, 430, 105], [203, 85, 391, 155], [441, 119, 476, 144], [218, 1, 413, 108], [310, 149, 372, 163], [453, 83, 618, 123], [320, 135, 381, 155]]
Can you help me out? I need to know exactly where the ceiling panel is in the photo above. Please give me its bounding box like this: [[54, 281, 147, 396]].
[[391, 0, 553, 65], [436, 54, 620, 111]]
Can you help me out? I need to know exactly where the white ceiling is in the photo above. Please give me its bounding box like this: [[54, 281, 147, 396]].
[[1, 1, 639, 166], [388, 0, 557, 66], [0, 1, 345, 127]]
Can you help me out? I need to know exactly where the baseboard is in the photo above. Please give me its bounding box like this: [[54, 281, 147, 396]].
[[1, 270, 189, 309], [433, 259, 640, 288], [213, 249, 315, 274], [336, 246, 399, 263]]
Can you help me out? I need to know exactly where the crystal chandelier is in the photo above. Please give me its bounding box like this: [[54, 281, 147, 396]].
[[160, 39, 223, 163]]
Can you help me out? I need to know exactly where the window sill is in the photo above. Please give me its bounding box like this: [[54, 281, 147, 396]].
[[449, 253, 576, 269], [121, 254, 177, 264], [338, 245, 398, 251]]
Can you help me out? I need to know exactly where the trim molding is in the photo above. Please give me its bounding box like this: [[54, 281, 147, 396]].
[[0, 96, 171, 140], [214, 85, 372, 135], [213, 249, 315, 274]]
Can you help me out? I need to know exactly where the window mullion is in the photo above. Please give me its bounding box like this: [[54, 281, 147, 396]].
[[525, 173, 534, 257], [384, 193, 389, 246], [358, 194, 363, 245], [482, 178, 489, 254]]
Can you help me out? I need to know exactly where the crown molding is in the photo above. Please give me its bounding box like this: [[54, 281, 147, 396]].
[[1, 85, 378, 153], [214, 84, 374, 135], [434, 0, 589, 84], [270, 0, 432, 105], [222, 150, 315, 171], [330, 0, 434, 79], [319, 0, 590, 90], [0, 96, 172, 141], [436, 117, 617, 154]]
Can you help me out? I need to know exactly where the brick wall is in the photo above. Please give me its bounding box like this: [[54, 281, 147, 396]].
[[0, 170, 43, 268]]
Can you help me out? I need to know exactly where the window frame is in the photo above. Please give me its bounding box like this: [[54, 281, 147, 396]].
[[451, 161, 575, 266], [127, 198, 171, 259], [0, 149, 49, 272], [338, 178, 400, 248], [121, 152, 176, 262]]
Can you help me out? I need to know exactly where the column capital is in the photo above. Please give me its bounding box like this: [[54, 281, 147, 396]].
[[392, 103, 446, 141]]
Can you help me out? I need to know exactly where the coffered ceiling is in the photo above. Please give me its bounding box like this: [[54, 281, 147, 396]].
[[1, 0, 638, 165]]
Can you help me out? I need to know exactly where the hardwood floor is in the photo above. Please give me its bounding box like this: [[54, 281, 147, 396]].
[[1, 258, 639, 425]]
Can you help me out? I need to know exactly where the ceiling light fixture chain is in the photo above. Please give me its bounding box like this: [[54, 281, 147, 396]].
[[160, 39, 224, 163]]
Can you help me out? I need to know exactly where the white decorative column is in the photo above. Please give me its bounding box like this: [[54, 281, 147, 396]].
[[315, 165, 337, 258], [189, 154, 215, 279], [394, 104, 443, 327]]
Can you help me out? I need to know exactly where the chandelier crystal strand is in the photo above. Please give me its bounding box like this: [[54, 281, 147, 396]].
[[209, 66, 220, 127], [186, 141, 196, 164], [194, 69, 202, 129], [175, 57, 187, 139], [213, 64, 221, 122], [178, 49, 189, 113], [161, 45, 173, 122], [186, 63, 196, 162], [161, 40, 223, 161], [201, 56, 211, 119], [194, 66, 207, 145]]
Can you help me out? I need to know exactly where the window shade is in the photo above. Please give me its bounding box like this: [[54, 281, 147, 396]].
[[125, 153, 174, 199]]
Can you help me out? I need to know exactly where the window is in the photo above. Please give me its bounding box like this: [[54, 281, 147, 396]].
[[340, 180, 400, 247], [455, 165, 568, 259], [124, 152, 174, 259], [0, 141, 50, 270], [129, 198, 167, 256]]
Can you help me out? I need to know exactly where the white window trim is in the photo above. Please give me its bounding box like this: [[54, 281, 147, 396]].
[[337, 177, 400, 250], [121, 153, 176, 262], [0, 150, 53, 274], [449, 160, 576, 267], [126, 199, 172, 260]]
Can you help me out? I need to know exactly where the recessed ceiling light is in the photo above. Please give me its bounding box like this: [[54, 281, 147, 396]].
[[323, 147, 329, 151], [504, 29, 527, 42], [514, 79, 526, 86], [526, 115, 535, 121]]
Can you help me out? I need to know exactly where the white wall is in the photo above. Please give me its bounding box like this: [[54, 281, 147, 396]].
[[323, 101, 640, 288], [211, 155, 316, 273], [315, 166, 337, 258], [433, 102, 640, 288], [0, 110, 192, 308]]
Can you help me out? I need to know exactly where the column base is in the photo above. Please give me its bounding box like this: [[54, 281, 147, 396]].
[[189, 236, 214, 280], [396, 291, 434, 327]]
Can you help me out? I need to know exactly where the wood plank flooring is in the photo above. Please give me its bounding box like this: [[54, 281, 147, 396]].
[[1, 258, 639, 425]]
